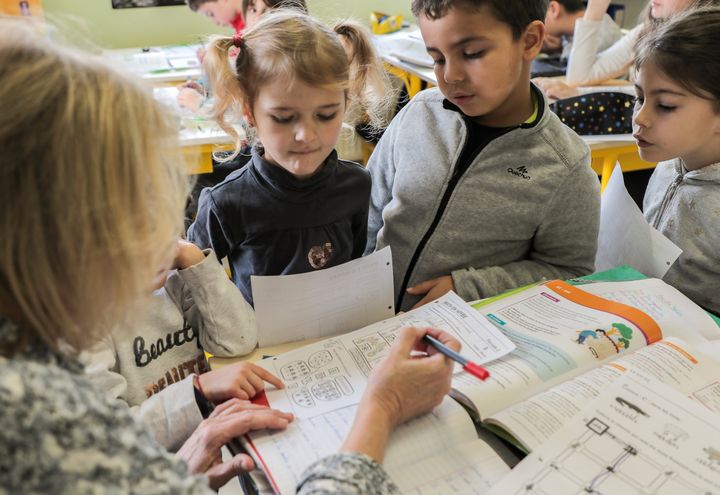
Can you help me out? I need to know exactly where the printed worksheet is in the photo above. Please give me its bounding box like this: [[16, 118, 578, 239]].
[[251, 247, 395, 347], [488, 373, 720, 494], [259, 291, 516, 418]]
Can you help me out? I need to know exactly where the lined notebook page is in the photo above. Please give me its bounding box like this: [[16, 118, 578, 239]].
[[389, 440, 510, 494], [245, 398, 482, 494]]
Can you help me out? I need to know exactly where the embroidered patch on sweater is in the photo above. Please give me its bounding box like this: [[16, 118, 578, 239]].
[[308, 242, 334, 269]]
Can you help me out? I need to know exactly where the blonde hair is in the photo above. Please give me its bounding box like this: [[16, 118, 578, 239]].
[[0, 21, 189, 355], [204, 10, 393, 160]]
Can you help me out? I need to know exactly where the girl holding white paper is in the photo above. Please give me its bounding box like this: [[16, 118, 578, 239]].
[[187, 11, 392, 306], [632, 7, 720, 314]]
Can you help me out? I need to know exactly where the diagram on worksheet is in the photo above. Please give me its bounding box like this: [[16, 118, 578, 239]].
[[275, 345, 361, 413], [514, 415, 707, 495], [261, 292, 516, 419]]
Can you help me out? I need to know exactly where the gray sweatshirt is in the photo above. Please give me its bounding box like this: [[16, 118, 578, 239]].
[[644, 159, 720, 314], [366, 87, 600, 311], [80, 249, 257, 451]]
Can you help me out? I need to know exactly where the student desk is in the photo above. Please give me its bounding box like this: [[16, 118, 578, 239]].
[[178, 128, 234, 175], [153, 87, 235, 175], [104, 45, 203, 85], [584, 135, 654, 191], [373, 28, 435, 98]]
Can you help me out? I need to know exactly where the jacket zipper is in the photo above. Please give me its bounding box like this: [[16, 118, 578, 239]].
[[396, 121, 514, 309], [651, 173, 683, 230]]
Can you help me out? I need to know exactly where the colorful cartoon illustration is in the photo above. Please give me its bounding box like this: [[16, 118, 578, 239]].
[[574, 323, 634, 360]]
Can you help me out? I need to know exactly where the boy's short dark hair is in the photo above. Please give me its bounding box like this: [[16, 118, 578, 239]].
[[186, 0, 212, 12], [555, 0, 585, 14], [411, 0, 549, 39]]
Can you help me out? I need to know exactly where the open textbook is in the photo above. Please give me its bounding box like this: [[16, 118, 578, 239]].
[[487, 372, 720, 494], [453, 278, 720, 453], [245, 292, 516, 494], [243, 279, 720, 494]]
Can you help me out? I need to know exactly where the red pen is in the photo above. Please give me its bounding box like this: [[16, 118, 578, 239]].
[[423, 334, 490, 381]]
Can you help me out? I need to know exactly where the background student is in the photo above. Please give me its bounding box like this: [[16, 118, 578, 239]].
[[633, 8, 720, 315], [0, 21, 458, 493], [366, 0, 601, 312], [538, 0, 720, 99], [542, 0, 621, 57], [177, 0, 308, 111], [242, 0, 307, 27], [187, 11, 391, 306], [81, 239, 273, 451], [186, 0, 246, 32]]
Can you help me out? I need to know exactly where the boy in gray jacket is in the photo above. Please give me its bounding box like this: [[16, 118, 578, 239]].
[[367, 0, 601, 311]]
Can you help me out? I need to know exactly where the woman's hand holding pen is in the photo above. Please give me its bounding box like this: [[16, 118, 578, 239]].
[[340, 327, 459, 462], [365, 327, 458, 427], [177, 398, 293, 490]]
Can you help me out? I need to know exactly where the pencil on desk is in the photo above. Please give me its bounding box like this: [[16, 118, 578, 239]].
[[423, 334, 490, 381]]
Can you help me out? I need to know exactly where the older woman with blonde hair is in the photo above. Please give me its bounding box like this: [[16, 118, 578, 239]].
[[0, 21, 459, 493]]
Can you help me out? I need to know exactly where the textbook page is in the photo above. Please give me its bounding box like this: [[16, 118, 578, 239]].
[[258, 292, 515, 419], [486, 337, 720, 452], [487, 373, 720, 495], [245, 397, 509, 495], [578, 278, 719, 342], [452, 280, 667, 420], [596, 164, 682, 278], [251, 247, 395, 347]]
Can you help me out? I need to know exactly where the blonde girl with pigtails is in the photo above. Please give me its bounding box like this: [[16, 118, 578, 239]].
[[188, 10, 393, 307]]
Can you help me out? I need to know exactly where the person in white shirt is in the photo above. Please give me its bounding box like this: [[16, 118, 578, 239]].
[[542, 0, 621, 58], [537, 0, 720, 99]]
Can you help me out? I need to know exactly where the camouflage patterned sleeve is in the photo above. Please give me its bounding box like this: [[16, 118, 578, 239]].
[[297, 453, 399, 495]]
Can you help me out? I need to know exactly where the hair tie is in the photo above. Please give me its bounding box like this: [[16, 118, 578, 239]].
[[232, 33, 243, 48]]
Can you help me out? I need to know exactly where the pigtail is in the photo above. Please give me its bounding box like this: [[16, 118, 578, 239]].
[[204, 35, 248, 161], [333, 21, 395, 131]]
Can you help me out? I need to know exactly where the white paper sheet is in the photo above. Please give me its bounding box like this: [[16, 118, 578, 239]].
[[596, 163, 682, 278], [251, 247, 395, 347], [260, 292, 516, 419]]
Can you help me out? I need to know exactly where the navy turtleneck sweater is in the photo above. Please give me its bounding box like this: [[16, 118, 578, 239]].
[[188, 148, 371, 306]]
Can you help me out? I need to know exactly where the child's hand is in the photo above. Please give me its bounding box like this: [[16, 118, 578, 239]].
[[174, 239, 206, 270], [407, 275, 455, 309], [542, 34, 563, 53], [585, 0, 613, 20], [196, 47, 206, 64], [177, 87, 205, 112], [533, 78, 579, 100], [197, 362, 285, 403]]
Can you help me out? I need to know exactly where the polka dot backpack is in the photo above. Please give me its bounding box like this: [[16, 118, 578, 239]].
[[549, 92, 634, 135]]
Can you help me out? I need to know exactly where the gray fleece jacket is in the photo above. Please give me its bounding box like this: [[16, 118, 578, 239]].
[[644, 159, 720, 315], [366, 87, 600, 311]]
